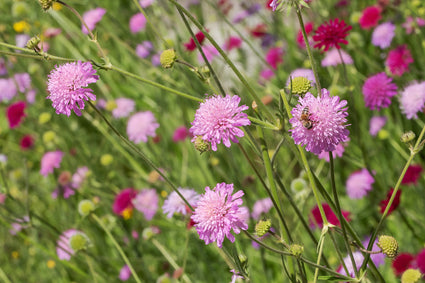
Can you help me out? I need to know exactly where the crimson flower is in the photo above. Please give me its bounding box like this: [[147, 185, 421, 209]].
[[310, 203, 350, 228], [392, 253, 416, 276], [402, 165, 423, 185], [379, 188, 401, 215], [184, 31, 206, 51], [313, 18, 352, 51], [7, 101, 26, 128]]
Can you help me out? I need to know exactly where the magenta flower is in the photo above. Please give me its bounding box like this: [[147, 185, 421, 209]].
[[260, 69, 275, 82], [82, 8, 106, 34], [132, 189, 158, 221], [112, 98, 135, 118], [127, 111, 159, 143], [172, 126, 190, 142], [385, 45, 413, 76], [40, 151, 64, 177], [190, 95, 250, 151], [317, 139, 349, 161], [7, 101, 26, 129], [57, 229, 81, 260], [265, 47, 283, 69], [313, 18, 352, 52], [162, 188, 200, 218], [20, 135, 34, 150], [321, 48, 353, 67], [359, 6, 382, 30], [362, 72, 397, 110], [402, 17, 425, 34], [372, 22, 395, 49], [0, 78, 17, 102], [113, 188, 137, 216], [119, 265, 131, 281], [369, 116, 387, 136], [251, 198, 273, 220], [346, 168, 375, 199], [191, 182, 248, 248], [402, 165, 423, 185], [296, 22, 314, 49], [129, 13, 146, 33], [289, 89, 349, 154], [224, 36, 242, 51], [198, 45, 219, 63], [47, 61, 99, 116], [135, 41, 153, 58], [400, 82, 425, 119]]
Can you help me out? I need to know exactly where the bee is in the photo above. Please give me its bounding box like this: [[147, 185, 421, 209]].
[[299, 106, 314, 130]]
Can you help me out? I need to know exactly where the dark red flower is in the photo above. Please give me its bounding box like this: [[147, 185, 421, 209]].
[[359, 6, 382, 29], [112, 188, 137, 216], [224, 36, 242, 51], [7, 101, 26, 129], [297, 22, 314, 49], [313, 18, 352, 51], [392, 253, 416, 276], [379, 188, 402, 215], [20, 135, 34, 150], [417, 248, 425, 274], [250, 24, 268, 38], [310, 203, 350, 228], [402, 165, 423, 185], [184, 31, 206, 51]]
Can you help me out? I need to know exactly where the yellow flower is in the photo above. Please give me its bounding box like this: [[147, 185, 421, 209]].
[[13, 21, 30, 33], [12, 251, 19, 259], [47, 260, 56, 269]]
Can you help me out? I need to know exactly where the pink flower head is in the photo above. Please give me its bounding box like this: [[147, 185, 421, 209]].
[[265, 47, 283, 69], [251, 198, 273, 220], [402, 17, 425, 34], [289, 89, 350, 155], [126, 111, 159, 143], [132, 189, 158, 221], [0, 78, 17, 102], [337, 251, 364, 278], [139, 0, 154, 8], [198, 45, 219, 63], [385, 45, 413, 76], [224, 36, 242, 51], [372, 22, 396, 49], [359, 6, 382, 29], [379, 188, 401, 215], [191, 182, 248, 248], [172, 126, 190, 142], [310, 203, 350, 229], [40, 151, 64, 177], [82, 8, 106, 34], [136, 41, 153, 58], [190, 94, 250, 151], [369, 116, 387, 136], [362, 72, 397, 110], [47, 61, 99, 116], [7, 101, 26, 129], [112, 98, 135, 118], [119, 265, 131, 281], [400, 81, 425, 119], [321, 48, 353, 67], [129, 13, 146, 33], [392, 253, 416, 276], [14, 73, 31, 93], [346, 168, 374, 199], [20, 135, 34, 150], [71, 166, 89, 189], [297, 22, 314, 49], [260, 69, 275, 82], [313, 18, 352, 52], [113, 188, 137, 216], [162, 188, 200, 218], [402, 165, 422, 185], [44, 28, 62, 38], [317, 139, 349, 161], [56, 229, 81, 260], [417, 248, 425, 274], [184, 31, 206, 51]]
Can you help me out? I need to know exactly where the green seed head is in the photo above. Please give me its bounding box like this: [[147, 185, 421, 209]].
[[160, 49, 177, 69], [38, 0, 54, 11], [289, 244, 304, 258], [78, 200, 95, 217], [255, 219, 271, 237], [288, 76, 311, 96], [193, 136, 211, 154], [377, 235, 398, 258], [401, 269, 422, 283], [69, 232, 90, 252]]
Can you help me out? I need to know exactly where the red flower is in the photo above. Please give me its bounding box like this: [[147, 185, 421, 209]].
[[392, 253, 416, 276], [359, 6, 382, 29], [417, 248, 425, 274], [385, 45, 414, 77], [297, 22, 314, 49], [379, 188, 401, 215], [250, 24, 268, 38], [265, 47, 283, 69], [20, 135, 34, 150], [224, 36, 242, 51], [310, 203, 350, 228], [7, 101, 26, 129], [184, 31, 206, 51], [402, 165, 423, 185], [313, 18, 352, 51], [112, 188, 137, 216]]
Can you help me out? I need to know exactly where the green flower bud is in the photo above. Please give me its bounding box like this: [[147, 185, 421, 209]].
[[289, 244, 304, 258], [377, 235, 398, 258], [288, 77, 311, 96], [38, 0, 54, 11], [401, 131, 416, 143], [160, 49, 177, 69], [255, 219, 271, 237], [26, 36, 40, 50], [193, 136, 210, 154], [69, 232, 90, 252], [401, 269, 422, 283], [78, 200, 96, 216], [290, 178, 307, 193]]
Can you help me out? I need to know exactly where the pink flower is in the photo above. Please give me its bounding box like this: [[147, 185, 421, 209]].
[[112, 98, 135, 118], [313, 18, 352, 52], [135, 41, 153, 58], [359, 6, 382, 29], [44, 28, 62, 38], [172, 126, 190, 142], [310, 203, 350, 229], [260, 69, 275, 82], [40, 151, 64, 177], [224, 36, 242, 51], [190, 95, 250, 151], [113, 188, 137, 216], [369, 116, 387, 136], [372, 22, 395, 49], [337, 251, 364, 278], [129, 13, 146, 33], [14, 73, 31, 93], [139, 0, 154, 8], [132, 189, 159, 221], [251, 198, 273, 220], [346, 169, 374, 199], [119, 265, 131, 281], [198, 45, 219, 63], [402, 165, 422, 185], [317, 139, 349, 161], [20, 135, 34, 150], [82, 8, 106, 34], [321, 48, 353, 67], [265, 47, 283, 69], [56, 229, 81, 260], [297, 22, 314, 49], [400, 81, 425, 119], [362, 237, 386, 267], [162, 188, 200, 218], [126, 111, 159, 143], [71, 166, 89, 189], [417, 249, 425, 274], [47, 61, 99, 116], [0, 78, 17, 102], [402, 17, 425, 34], [7, 101, 26, 129], [385, 45, 413, 76], [362, 72, 397, 110], [289, 89, 350, 155], [191, 182, 248, 248]]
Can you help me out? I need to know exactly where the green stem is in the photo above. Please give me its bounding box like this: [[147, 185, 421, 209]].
[[248, 116, 280, 130], [313, 233, 325, 283], [0, 267, 12, 283], [0, 42, 75, 61]]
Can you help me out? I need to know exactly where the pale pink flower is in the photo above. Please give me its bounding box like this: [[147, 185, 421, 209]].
[[346, 169, 375, 199], [112, 98, 135, 118], [127, 111, 159, 143], [321, 49, 353, 67], [82, 8, 106, 34], [132, 189, 159, 221], [162, 188, 200, 218], [251, 198, 273, 220], [369, 116, 387, 136], [129, 13, 146, 33], [40, 151, 64, 177]]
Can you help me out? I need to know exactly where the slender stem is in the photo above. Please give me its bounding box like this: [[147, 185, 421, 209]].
[[248, 116, 280, 130], [328, 230, 350, 277], [92, 214, 142, 283], [313, 233, 325, 283], [0, 42, 75, 61], [0, 267, 12, 283]]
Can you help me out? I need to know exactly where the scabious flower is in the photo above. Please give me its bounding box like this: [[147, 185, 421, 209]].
[[57, 229, 81, 260], [172, 126, 190, 142], [372, 22, 396, 49], [184, 31, 206, 51], [359, 6, 381, 29], [363, 237, 386, 267], [40, 151, 64, 177], [139, 0, 154, 8], [82, 8, 106, 34], [198, 45, 219, 63], [7, 101, 26, 129], [321, 48, 353, 67], [392, 253, 416, 276], [113, 188, 137, 218], [310, 203, 350, 229], [71, 166, 89, 189], [0, 78, 17, 102], [380, 188, 401, 215], [313, 18, 352, 52], [129, 13, 146, 33], [126, 111, 159, 143], [402, 17, 425, 34], [385, 45, 413, 77], [132, 189, 159, 221], [135, 41, 153, 58], [223, 36, 242, 51], [20, 135, 34, 150], [289, 89, 349, 155], [402, 165, 422, 185], [362, 72, 397, 110], [191, 182, 248, 248], [400, 82, 425, 119], [112, 98, 135, 118], [369, 116, 387, 136], [14, 73, 31, 93], [162, 188, 200, 218], [251, 198, 273, 220], [47, 61, 99, 116], [265, 47, 283, 69], [296, 22, 314, 49], [317, 140, 348, 161], [190, 95, 250, 151], [119, 265, 131, 281], [346, 169, 374, 199], [337, 251, 364, 278]]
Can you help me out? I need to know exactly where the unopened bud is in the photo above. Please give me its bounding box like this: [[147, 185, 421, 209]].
[[160, 49, 177, 69], [38, 0, 54, 11], [289, 244, 304, 258], [255, 219, 271, 237], [288, 76, 311, 96], [26, 36, 40, 50], [78, 200, 96, 216], [193, 136, 210, 154], [377, 235, 398, 258], [401, 131, 415, 143], [69, 232, 90, 252]]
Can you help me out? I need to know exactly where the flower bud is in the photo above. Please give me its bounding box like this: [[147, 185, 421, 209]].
[[100, 154, 113, 166], [193, 136, 211, 154], [401, 269, 422, 283], [26, 36, 40, 50], [289, 244, 304, 258], [160, 49, 177, 69], [78, 200, 96, 216], [38, 0, 54, 11], [288, 77, 311, 96], [401, 131, 415, 143], [255, 219, 271, 237], [39, 112, 52, 124], [68, 232, 90, 252], [377, 235, 398, 258]]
